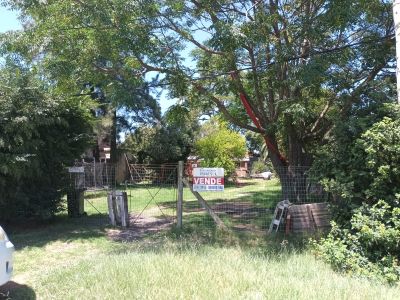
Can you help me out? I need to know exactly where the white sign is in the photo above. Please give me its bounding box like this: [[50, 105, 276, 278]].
[[193, 168, 224, 192], [193, 168, 224, 177], [68, 166, 85, 173]]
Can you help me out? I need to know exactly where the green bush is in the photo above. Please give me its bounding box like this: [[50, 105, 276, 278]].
[[251, 160, 267, 174], [314, 200, 400, 284], [195, 119, 247, 177], [313, 116, 400, 283], [312, 113, 400, 224], [0, 62, 93, 222]]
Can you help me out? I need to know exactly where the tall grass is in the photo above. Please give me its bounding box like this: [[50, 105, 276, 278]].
[[40, 251, 399, 300], [3, 215, 399, 300], [3, 179, 399, 299]]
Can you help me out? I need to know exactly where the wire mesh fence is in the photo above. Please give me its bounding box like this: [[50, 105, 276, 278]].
[[182, 166, 329, 233], [66, 162, 329, 235], [124, 164, 178, 230], [67, 161, 116, 220], [182, 178, 279, 232]]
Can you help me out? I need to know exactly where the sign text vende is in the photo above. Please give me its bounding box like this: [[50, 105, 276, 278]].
[[193, 177, 224, 185], [192, 167, 224, 192]]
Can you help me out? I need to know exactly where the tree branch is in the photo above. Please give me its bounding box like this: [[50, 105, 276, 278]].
[[133, 55, 171, 73], [309, 97, 334, 134], [193, 82, 265, 134], [162, 16, 226, 56]]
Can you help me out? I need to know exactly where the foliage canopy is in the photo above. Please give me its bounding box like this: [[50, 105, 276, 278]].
[[195, 119, 246, 176], [0, 60, 93, 221], [2, 0, 396, 174]]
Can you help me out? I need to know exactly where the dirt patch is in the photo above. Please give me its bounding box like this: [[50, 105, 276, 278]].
[[107, 213, 175, 242], [106, 202, 271, 241]]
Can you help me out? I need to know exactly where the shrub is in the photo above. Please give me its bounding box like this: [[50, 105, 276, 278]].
[[195, 119, 247, 177], [251, 160, 267, 174], [312, 114, 400, 224], [0, 62, 93, 222], [313, 115, 400, 283], [314, 200, 400, 284]]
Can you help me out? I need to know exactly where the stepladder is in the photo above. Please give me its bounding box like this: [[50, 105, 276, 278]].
[[268, 200, 291, 233]]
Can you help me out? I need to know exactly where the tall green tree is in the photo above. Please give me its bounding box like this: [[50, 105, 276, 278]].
[[1, 0, 161, 162], [2, 0, 396, 200], [195, 119, 247, 176], [122, 104, 198, 164], [0, 59, 93, 221]]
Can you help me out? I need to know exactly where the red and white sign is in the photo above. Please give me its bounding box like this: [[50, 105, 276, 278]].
[[193, 168, 224, 192]]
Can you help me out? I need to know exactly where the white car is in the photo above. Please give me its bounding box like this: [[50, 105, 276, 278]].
[[260, 171, 273, 180], [251, 171, 273, 180], [0, 226, 14, 286]]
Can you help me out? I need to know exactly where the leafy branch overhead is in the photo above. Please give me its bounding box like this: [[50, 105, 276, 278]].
[[3, 0, 395, 172]]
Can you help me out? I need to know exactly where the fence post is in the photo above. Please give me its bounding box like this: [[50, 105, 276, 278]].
[[177, 161, 184, 229], [107, 191, 116, 226]]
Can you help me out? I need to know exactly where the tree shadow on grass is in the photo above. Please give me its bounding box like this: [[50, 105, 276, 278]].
[[107, 211, 310, 261], [157, 188, 282, 233], [0, 282, 36, 300], [4, 179, 311, 259], [163, 189, 283, 212], [5, 214, 109, 251]]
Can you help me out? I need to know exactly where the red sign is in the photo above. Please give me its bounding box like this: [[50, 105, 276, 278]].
[[193, 177, 224, 185]]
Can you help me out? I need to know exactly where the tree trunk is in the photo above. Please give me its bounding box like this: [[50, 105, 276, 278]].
[[394, 0, 400, 104], [110, 109, 118, 164], [277, 167, 309, 203], [266, 131, 312, 203]]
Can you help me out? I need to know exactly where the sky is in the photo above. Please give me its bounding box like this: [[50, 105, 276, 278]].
[[0, 7, 21, 32]]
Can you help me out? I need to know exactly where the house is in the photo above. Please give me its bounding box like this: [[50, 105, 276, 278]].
[[235, 154, 261, 178], [185, 154, 257, 178], [185, 155, 200, 177]]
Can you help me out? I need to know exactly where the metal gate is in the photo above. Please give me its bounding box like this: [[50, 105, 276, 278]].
[[125, 164, 178, 230]]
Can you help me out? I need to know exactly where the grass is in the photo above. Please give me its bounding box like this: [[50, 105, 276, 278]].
[[2, 179, 400, 299], [122, 178, 280, 212], [84, 178, 282, 230], [3, 216, 400, 300]]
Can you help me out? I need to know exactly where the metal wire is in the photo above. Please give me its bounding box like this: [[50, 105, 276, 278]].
[[125, 164, 178, 226], [182, 166, 328, 232]]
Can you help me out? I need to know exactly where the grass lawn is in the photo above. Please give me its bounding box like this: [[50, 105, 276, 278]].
[[1, 179, 399, 299], [84, 178, 282, 230]]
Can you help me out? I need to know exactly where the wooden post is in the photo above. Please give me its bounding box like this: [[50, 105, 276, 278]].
[[177, 161, 184, 229], [108, 190, 129, 227], [117, 191, 129, 228], [182, 178, 227, 229], [107, 191, 116, 226]]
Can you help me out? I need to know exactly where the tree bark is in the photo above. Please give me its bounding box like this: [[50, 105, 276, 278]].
[[266, 129, 312, 203], [394, 0, 400, 104], [110, 109, 118, 164]]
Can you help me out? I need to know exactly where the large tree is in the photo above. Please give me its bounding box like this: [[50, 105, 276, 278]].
[[1, 0, 161, 162], [2, 0, 396, 200], [122, 106, 197, 164]]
